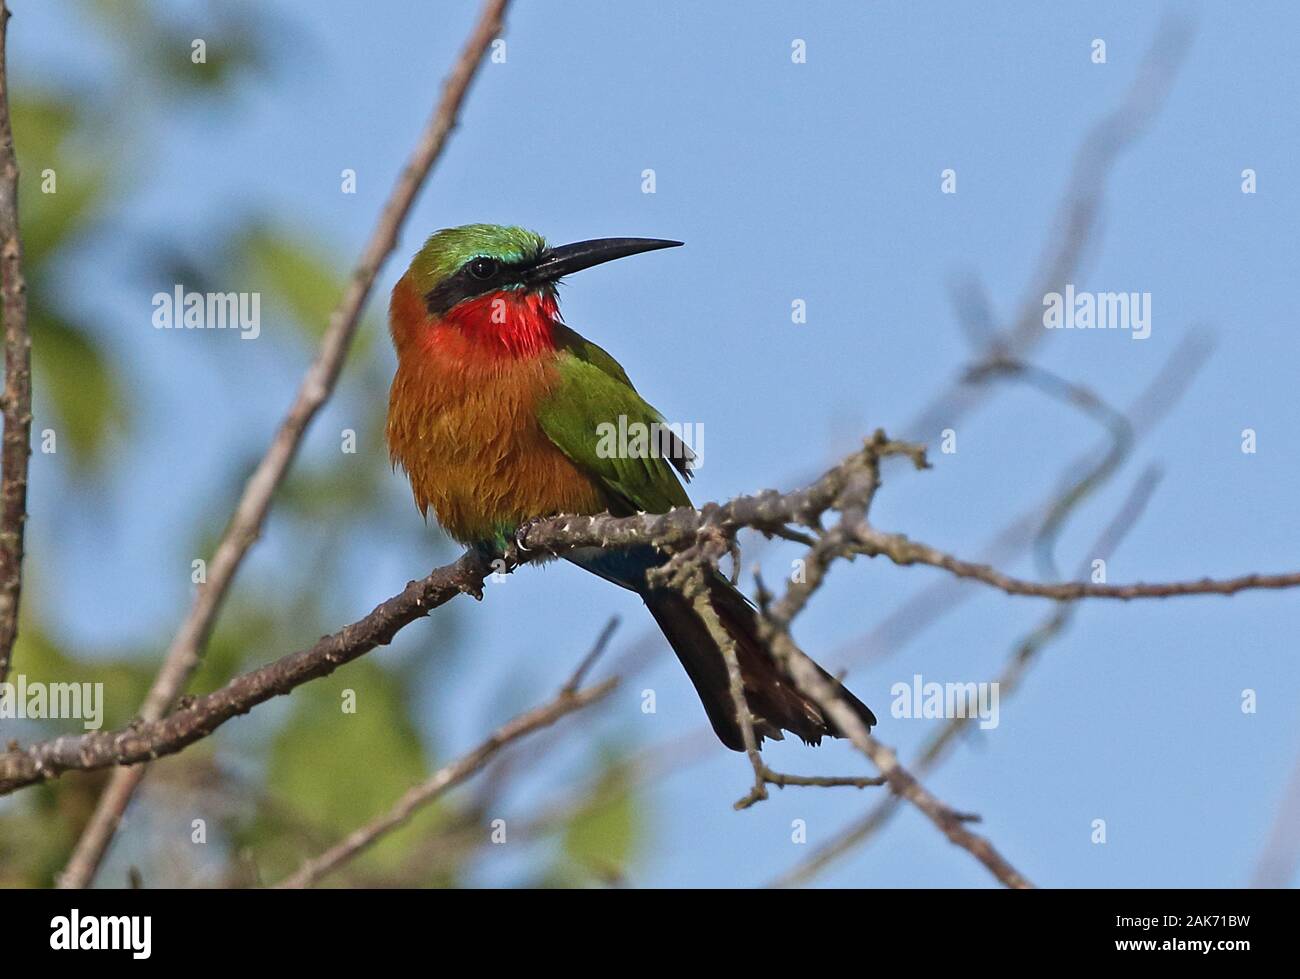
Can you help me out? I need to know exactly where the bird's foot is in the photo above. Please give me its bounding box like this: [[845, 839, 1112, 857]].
[[507, 518, 542, 566]]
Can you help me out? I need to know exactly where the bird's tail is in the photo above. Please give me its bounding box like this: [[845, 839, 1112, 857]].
[[566, 546, 876, 751], [643, 572, 876, 750]]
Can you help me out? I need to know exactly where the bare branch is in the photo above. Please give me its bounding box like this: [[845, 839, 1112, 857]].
[[2, 551, 492, 796], [772, 467, 1163, 888], [849, 525, 1300, 600], [761, 614, 1033, 888], [5, 425, 1297, 806], [728, 446, 1035, 887], [0, 0, 32, 685], [512, 433, 1299, 603], [58, 0, 515, 889]]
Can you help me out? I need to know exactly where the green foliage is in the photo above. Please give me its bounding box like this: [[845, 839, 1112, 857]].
[[553, 753, 642, 886], [12, 615, 155, 733], [29, 311, 127, 463], [242, 661, 439, 884], [232, 224, 377, 358], [88, 0, 272, 95], [13, 96, 109, 270]]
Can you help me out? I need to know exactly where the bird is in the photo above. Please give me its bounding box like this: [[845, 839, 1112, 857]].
[[384, 223, 876, 750]]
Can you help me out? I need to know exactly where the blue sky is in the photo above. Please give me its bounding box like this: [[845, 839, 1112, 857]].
[[16, 0, 1300, 887]]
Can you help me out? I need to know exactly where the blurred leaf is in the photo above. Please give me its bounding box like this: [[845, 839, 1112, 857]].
[[12, 94, 111, 269], [9, 613, 155, 729], [188, 601, 280, 697], [233, 224, 376, 359], [0, 771, 116, 887], [279, 459, 384, 520], [89, 0, 272, 95], [246, 660, 438, 884], [30, 311, 126, 465], [558, 755, 641, 883]]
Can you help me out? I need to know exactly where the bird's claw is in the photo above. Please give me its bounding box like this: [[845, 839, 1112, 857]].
[[514, 520, 536, 553], [506, 519, 540, 565]]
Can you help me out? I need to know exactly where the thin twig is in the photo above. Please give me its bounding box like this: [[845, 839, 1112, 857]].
[[693, 573, 770, 807], [57, 0, 514, 889], [562, 615, 619, 694], [734, 765, 886, 811], [0, 0, 32, 685]]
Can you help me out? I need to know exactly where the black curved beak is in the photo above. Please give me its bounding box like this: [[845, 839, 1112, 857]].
[[523, 237, 682, 284]]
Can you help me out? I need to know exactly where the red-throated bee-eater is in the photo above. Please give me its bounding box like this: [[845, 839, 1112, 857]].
[[385, 224, 876, 749]]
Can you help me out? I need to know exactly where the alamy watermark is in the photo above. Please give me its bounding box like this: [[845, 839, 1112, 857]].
[[891, 673, 999, 730], [152, 285, 261, 339], [595, 415, 703, 471], [0, 674, 104, 730], [1043, 284, 1150, 340]]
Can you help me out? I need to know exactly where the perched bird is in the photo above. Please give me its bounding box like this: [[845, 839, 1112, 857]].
[[385, 224, 876, 750]]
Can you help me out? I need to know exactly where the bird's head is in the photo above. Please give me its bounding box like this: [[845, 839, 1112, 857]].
[[390, 223, 681, 360]]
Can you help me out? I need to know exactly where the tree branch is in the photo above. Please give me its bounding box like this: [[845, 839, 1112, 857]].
[[7, 429, 1300, 804], [3, 551, 492, 796], [744, 458, 1034, 888], [772, 466, 1163, 888], [511, 433, 1299, 603], [849, 526, 1300, 600], [58, 0, 514, 888], [0, 0, 32, 685]]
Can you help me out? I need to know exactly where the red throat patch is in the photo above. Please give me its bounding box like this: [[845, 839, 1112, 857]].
[[389, 275, 560, 365], [438, 290, 559, 360]]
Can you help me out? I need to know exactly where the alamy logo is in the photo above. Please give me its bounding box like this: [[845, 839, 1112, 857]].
[[0, 674, 103, 730], [152, 285, 261, 339], [50, 910, 151, 959], [890, 673, 1000, 730], [1042, 284, 1151, 340]]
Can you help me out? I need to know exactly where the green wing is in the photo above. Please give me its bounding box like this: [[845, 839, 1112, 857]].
[[538, 325, 692, 515]]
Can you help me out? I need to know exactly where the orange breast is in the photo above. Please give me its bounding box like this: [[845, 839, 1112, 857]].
[[386, 342, 607, 545]]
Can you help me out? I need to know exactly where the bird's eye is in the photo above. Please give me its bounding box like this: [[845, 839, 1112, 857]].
[[468, 257, 499, 280]]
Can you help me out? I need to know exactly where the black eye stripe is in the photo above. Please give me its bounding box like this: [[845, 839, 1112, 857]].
[[423, 256, 535, 316]]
